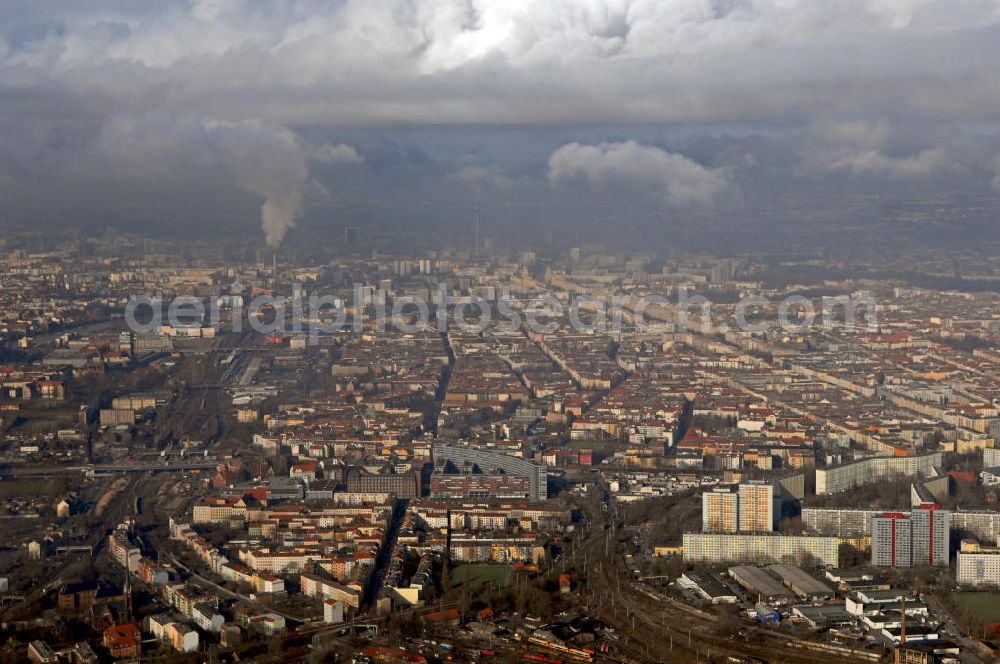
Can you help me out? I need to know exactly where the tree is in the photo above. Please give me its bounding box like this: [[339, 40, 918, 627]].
[[838, 543, 866, 568], [713, 605, 743, 638]]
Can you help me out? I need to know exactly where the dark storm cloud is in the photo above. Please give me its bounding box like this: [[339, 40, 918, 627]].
[[2, 0, 1000, 241], [4, 0, 1000, 126]]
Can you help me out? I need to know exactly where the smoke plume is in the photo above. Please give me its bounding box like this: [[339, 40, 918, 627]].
[[99, 112, 308, 246]]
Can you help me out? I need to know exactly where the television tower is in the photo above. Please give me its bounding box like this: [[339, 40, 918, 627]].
[[474, 205, 481, 258]]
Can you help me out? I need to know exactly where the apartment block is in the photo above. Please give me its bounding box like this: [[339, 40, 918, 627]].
[[910, 504, 949, 566], [984, 445, 1000, 470], [738, 481, 775, 533], [872, 506, 948, 568], [702, 488, 739, 533], [816, 453, 943, 495], [802, 508, 884, 536], [872, 513, 913, 567], [682, 533, 839, 566], [956, 540, 1000, 587]]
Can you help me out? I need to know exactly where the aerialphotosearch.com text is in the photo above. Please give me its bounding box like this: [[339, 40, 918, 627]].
[[125, 284, 878, 342]]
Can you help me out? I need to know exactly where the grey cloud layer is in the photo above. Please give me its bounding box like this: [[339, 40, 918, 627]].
[[2, 1, 1000, 242], [4, 0, 1000, 125]]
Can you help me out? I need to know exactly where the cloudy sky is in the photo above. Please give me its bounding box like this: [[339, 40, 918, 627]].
[[2, 0, 1000, 250]]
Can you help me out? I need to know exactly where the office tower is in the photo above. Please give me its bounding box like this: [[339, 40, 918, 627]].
[[911, 504, 949, 566], [872, 513, 912, 567], [738, 481, 775, 533], [702, 488, 739, 533]]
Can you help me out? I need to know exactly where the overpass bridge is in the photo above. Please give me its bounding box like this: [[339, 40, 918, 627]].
[[89, 461, 219, 475]]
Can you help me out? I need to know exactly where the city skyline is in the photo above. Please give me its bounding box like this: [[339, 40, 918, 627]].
[[3, 3, 1000, 663]]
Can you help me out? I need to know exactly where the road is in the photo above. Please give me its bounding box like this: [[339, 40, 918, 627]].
[[361, 498, 409, 612]]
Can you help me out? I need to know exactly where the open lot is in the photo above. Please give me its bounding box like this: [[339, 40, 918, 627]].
[[449, 564, 511, 591], [953, 593, 1000, 622]]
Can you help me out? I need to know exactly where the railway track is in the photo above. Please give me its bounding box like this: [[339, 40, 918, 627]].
[[567, 491, 875, 663]]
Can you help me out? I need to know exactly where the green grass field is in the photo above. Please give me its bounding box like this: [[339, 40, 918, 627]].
[[953, 593, 1000, 622], [449, 563, 511, 591], [21, 399, 69, 411], [11, 413, 74, 433]]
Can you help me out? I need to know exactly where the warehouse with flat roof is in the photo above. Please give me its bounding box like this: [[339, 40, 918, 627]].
[[728, 566, 795, 604], [677, 571, 738, 604], [791, 605, 854, 628], [767, 564, 835, 600]]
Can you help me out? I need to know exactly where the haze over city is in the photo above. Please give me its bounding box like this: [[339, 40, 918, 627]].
[[2, 2, 1000, 664]]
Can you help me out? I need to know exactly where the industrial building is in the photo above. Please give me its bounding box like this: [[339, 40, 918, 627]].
[[766, 564, 835, 600], [791, 605, 855, 628], [728, 566, 795, 604], [677, 571, 739, 604]]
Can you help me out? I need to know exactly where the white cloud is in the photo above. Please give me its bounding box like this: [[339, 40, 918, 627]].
[[829, 147, 956, 179], [313, 143, 363, 164], [451, 165, 508, 184], [548, 141, 730, 206], [805, 119, 974, 180]]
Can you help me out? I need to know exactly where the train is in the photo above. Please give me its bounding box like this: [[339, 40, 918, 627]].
[[524, 637, 594, 663], [523, 654, 562, 664]]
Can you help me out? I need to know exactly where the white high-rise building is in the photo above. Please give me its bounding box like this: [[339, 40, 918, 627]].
[[702, 488, 739, 533], [738, 481, 775, 533], [872, 513, 912, 567], [911, 504, 949, 566], [957, 540, 1000, 586], [871, 506, 949, 568]]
